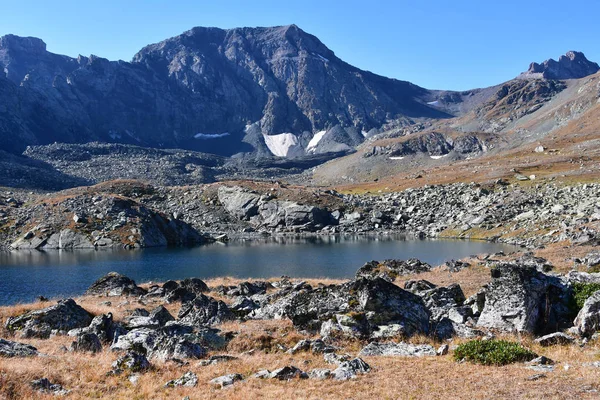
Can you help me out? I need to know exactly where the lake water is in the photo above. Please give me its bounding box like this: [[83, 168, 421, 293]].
[[0, 235, 517, 305]]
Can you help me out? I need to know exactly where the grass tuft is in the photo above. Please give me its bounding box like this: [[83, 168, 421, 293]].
[[453, 339, 537, 366]]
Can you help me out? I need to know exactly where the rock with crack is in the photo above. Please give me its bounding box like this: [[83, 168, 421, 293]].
[[178, 294, 235, 325], [164, 371, 198, 388], [358, 342, 436, 357], [5, 299, 93, 339], [405, 280, 479, 339], [217, 186, 261, 220], [476, 264, 570, 334], [85, 272, 147, 297], [0, 338, 38, 357]]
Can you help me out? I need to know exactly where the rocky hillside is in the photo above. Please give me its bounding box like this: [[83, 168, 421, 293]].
[[0, 26, 448, 158]]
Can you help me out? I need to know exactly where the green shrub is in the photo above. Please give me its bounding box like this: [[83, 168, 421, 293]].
[[571, 282, 600, 312], [453, 339, 536, 366]]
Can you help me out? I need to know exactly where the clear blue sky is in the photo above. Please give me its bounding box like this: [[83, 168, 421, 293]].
[[1, 0, 598, 90]]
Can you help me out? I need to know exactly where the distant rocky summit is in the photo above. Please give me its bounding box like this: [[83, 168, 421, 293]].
[[519, 51, 600, 80]]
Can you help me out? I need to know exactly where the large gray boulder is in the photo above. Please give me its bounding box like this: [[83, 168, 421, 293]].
[[253, 277, 430, 338], [477, 264, 570, 334], [217, 186, 260, 220], [177, 294, 234, 326], [5, 299, 93, 338], [111, 327, 206, 360], [574, 290, 600, 337]]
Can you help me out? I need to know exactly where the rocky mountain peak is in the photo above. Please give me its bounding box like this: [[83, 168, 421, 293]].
[[0, 34, 47, 54], [520, 50, 599, 80]]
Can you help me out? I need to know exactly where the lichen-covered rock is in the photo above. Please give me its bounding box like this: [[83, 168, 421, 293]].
[[111, 327, 206, 360], [5, 299, 92, 338], [253, 277, 430, 338], [177, 294, 234, 325], [477, 264, 570, 334]]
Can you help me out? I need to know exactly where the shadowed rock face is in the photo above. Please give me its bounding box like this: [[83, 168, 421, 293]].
[[0, 25, 447, 157], [520, 51, 600, 80]]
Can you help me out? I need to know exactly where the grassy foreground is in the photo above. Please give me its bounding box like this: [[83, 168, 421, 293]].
[[2, 245, 600, 399]]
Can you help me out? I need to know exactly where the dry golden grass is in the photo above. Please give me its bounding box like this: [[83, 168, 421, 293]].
[[3, 266, 600, 399]]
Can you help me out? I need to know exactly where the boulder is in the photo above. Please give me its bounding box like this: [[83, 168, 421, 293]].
[[358, 342, 436, 357], [177, 294, 234, 325], [255, 278, 430, 338], [209, 373, 244, 388], [68, 313, 126, 344], [476, 264, 570, 334], [0, 338, 38, 357], [269, 366, 308, 380], [70, 332, 102, 353], [112, 351, 151, 373], [148, 305, 175, 326], [111, 327, 206, 360], [534, 332, 575, 346], [5, 299, 92, 338], [164, 371, 198, 388], [85, 272, 146, 297], [574, 290, 600, 337], [217, 186, 260, 220]]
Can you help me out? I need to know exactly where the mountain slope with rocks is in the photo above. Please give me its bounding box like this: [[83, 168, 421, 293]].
[[0, 25, 449, 159]]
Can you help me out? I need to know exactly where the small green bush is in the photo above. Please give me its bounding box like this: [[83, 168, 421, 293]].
[[571, 282, 600, 311], [453, 339, 536, 366]]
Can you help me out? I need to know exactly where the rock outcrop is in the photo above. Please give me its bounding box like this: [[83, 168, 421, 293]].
[[5, 299, 92, 338], [520, 51, 600, 80], [477, 264, 570, 334]]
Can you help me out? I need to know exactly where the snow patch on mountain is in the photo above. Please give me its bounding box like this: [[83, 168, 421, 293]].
[[306, 130, 327, 154], [194, 132, 230, 139], [263, 133, 304, 157]]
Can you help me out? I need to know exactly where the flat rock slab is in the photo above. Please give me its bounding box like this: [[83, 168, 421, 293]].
[[359, 342, 436, 357]]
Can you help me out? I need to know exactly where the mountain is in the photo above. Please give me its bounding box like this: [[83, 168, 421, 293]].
[[0, 25, 449, 157], [518, 51, 599, 80]]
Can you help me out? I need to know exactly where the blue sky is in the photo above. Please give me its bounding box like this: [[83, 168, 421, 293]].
[[1, 0, 598, 90]]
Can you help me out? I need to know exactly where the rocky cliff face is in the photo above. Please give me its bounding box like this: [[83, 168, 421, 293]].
[[519, 51, 600, 80], [0, 25, 448, 158]]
